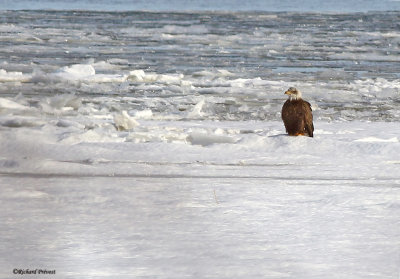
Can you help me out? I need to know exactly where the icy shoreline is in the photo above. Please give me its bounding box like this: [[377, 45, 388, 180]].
[[1, 119, 399, 278], [1, 9, 399, 279], [1, 119, 399, 180], [1, 167, 399, 279]]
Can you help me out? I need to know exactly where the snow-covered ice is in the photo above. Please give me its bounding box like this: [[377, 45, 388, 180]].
[[0, 9, 399, 279], [1, 114, 399, 278]]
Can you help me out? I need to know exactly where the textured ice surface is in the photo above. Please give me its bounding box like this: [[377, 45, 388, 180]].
[[0, 10, 399, 279], [1, 118, 400, 278], [0, 11, 399, 122], [1, 176, 399, 279]]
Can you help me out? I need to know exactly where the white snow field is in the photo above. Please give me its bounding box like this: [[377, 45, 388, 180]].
[[1, 109, 399, 279], [0, 9, 399, 279]]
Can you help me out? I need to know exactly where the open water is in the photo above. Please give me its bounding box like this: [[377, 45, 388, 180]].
[[2, 0, 400, 12], [0, 9, 399, 121]]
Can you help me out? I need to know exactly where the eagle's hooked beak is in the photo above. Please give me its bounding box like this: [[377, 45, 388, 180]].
[[284, 90, 291, 95]]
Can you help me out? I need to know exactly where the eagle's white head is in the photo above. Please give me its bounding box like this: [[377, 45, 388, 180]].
[[284, 87, 302, 101]]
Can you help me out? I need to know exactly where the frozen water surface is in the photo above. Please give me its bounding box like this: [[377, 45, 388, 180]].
[[0, 9, 399, 279], [1, 175, 399, 279], [1, 119, 399, 278], [0, 11, 399, 121]]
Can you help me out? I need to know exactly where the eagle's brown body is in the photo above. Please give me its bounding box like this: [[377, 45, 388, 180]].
[[281, 88, 314, 137]]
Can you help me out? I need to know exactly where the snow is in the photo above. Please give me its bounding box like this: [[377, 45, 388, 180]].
[[1, 95, 400, 278], [1, 70, 399, 279], [1, 175, 398, 278], [113, 111, 139, 131], [0, 10, 400, 279], [2, 116, 399, 179], [0, 69, 30, 82], [0, 91, 399, 279], [355, 136, 399, 143], [0, 97, 28, 110], [0, 119, 399, 278]]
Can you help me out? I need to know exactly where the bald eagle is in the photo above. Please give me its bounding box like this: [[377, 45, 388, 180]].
[[281, 87, 314, 137]]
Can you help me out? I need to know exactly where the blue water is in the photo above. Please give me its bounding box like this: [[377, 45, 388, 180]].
[[1, 0, 400, 12]]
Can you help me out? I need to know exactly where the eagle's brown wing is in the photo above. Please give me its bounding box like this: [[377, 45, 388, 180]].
[[303, 101, 314, 137]]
